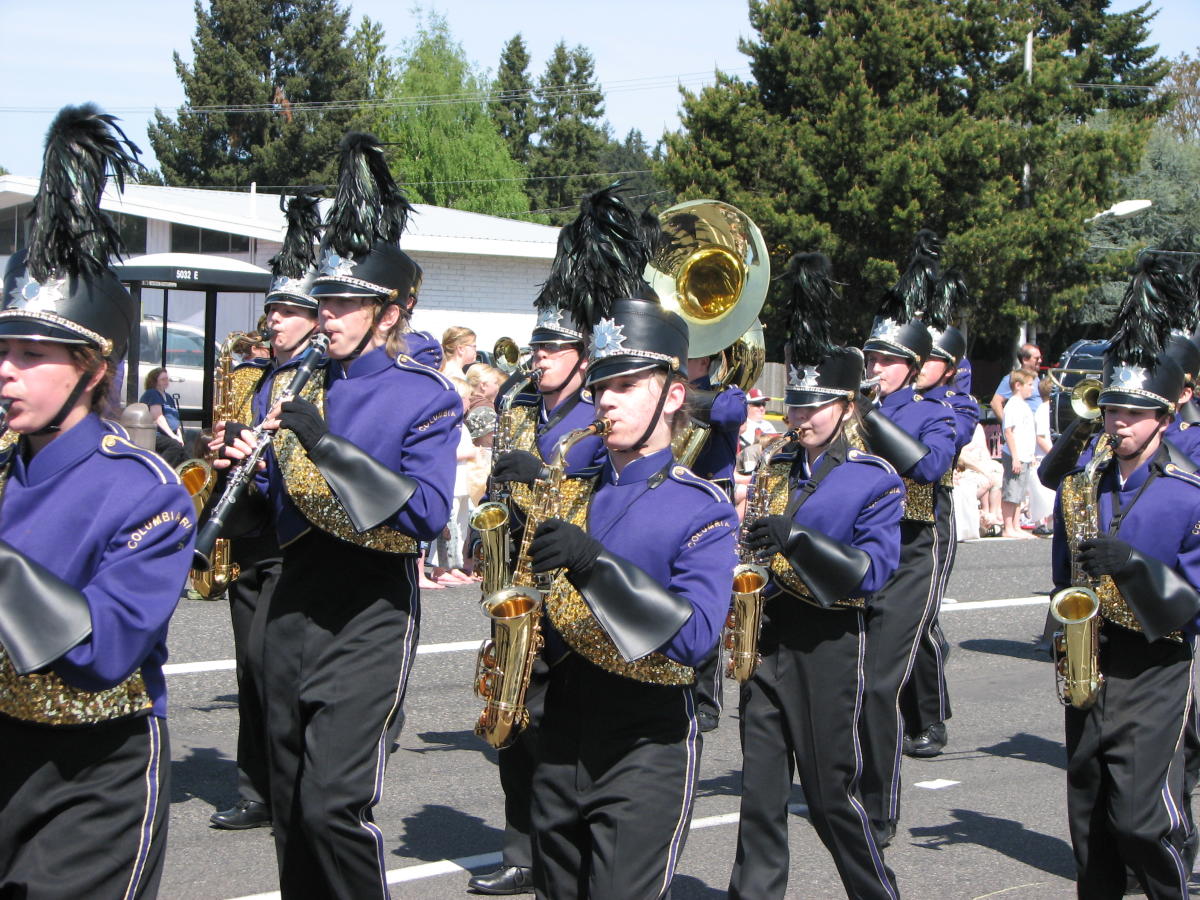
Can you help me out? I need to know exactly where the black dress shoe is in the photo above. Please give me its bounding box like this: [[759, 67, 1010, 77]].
[[871, 818, 897, 848], [697, 711, 720, 733], [904, 722, 948, 758], [209, 799, 272, 830], [467, 865, 534, 895]]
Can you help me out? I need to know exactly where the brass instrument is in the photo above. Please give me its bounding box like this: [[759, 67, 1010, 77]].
[[185, 330, 260, 597], [492, 336, 529, 376], [1050, 435, 1110, 709], [725, 431, 794, 681], [474, 419, 611, 749]]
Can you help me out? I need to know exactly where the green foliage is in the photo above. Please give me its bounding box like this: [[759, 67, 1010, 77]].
[[492, 35, 535, 166], [362, 12, 530, 217], [598, 129, 672, 210], [149, 0, 362, 189], [659, 0, 1166, 353], [1162, 50, 1200, 141], [527, 42, 610, 225]]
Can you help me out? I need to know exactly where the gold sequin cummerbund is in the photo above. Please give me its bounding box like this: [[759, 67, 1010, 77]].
[[0, 648, 152, 726], [900, 477, 936, 524]]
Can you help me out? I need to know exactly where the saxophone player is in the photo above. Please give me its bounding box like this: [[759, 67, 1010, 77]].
[[728, 254, 904, 900], [468, 188, 614, 897], [503, 292, 737, 899], [208, 194, 322, 832], [220, 133, 461, 900], [1053, 256, 1200, 898]]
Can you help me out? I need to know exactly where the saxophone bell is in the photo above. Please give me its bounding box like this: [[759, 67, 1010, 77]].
[[1050, 585, 1104, 709], [725, 562, 769, 681], [470, 501, 512, 597], [474, 585, 544, 749]]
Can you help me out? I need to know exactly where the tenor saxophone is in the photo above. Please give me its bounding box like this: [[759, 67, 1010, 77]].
[[474, 418, 610, 749], [724, 431, 794, 682], [1050, 434, 1110, 709]]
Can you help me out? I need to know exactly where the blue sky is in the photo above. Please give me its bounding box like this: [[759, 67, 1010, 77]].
[[0, 0, 1193, 179]]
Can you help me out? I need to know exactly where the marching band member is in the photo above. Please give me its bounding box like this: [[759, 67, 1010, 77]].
[[221, 133, 460, 899], [856, 231, 957, 847], [514, 293, 738, 899], [1052, 256, 1200, 897], [0, 105, 195, 897], [468, 188, 618, 896], [727, 254, 903, 900], [901, 271, 979, 758], [210, 194, 322, 832]]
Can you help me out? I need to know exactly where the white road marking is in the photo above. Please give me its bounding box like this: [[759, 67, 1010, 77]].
[[914, 778, 961, 790], [225, 811, 746, 898], [940, 596, 1046, 612]]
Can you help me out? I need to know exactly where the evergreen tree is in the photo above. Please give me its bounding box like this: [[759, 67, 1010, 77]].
[[659, 0, 1168, 349], [598, 129, 671, 210], [527, 42, 609, 225], [348, 15, 394, 106], [149, 0, 361, 189], [492, 35, 535, 166], [367, 13, 530, 216]]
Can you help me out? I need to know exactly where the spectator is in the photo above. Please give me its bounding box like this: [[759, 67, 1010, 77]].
[[1027, 377, 1057, 535], [955, 423, 1003, 538], [1000, 369, 1037, 538], [139, 367, 184, 444], [433, 376, 476, 585], [467, 363, 504, 411], [440, 326, 477, 380], [988, 342, 1043, 421], [739, 388, 777, 448]]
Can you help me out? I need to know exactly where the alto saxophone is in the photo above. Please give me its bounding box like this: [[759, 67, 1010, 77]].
[[1050, 434, 1110, 709], [724, 431, 794, 682], [186, 331, 259, 598], [474, 419, 611, 749]]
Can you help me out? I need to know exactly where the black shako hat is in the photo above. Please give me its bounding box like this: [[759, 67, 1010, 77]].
[[779, 253, 862, 407], [863, 230, 940, 365], [1099, 254, 1192, 411], [586, 297, 688, 387], [309, 133, 422, 304], [0, 104, 141, 357], [265, 192, 322, 312]]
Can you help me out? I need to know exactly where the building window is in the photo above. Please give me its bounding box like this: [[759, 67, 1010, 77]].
[[171, 224, 201, 253], [116, 214, 146, 255], [0, 202, 33, 254], [172, 223, 249, 255]]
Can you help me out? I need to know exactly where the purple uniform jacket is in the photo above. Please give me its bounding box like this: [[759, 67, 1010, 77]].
[[877, 386, 958, 484], [257, 345, 462, 547], [506, 385, 607, 475], [765, 445, 904, 603], [542, 447, 738, 668], [924, 385, 981, 451], [1165, 420, 1200, 466], [0, 416, 195, 717], [690, 381, 747, 484], [1053, 452, 1200, 621], [953, 357, 973, 395], [404, 329, 443, 369]]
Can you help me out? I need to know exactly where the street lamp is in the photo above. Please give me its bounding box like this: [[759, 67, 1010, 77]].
[[1086, 199, 1153, 223]]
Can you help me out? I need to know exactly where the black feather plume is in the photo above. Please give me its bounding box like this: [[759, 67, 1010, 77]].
[[26, 103, 141, 283], [1109, 253, 1193, 368], [1186, 260, 1200, 308], [323, 132, 414, 259], [534, 182, 651, 329], [929, 269, 969, 331], [878, 229, 941, 323], [269, 191, 323, 280], [782, 252, 839, 367]]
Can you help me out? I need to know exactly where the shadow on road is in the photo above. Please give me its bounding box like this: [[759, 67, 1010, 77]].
[[695, 769, 742, 799], [411, 729, 499, 763], [171, 745, 237, 810], [908, 808, 1075, 879], [392, 803, 502, 862], [977, 732, 1066, 770], [960, 637, 1049, 662], [670, 873, 727, 898]]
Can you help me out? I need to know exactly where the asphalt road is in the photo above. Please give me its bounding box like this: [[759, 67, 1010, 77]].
[[156, 535, 1198, 899]]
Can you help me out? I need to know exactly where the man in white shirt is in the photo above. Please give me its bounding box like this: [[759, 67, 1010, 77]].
[[989, 342, 1043, 421], [1000, 369, 1037, 538]]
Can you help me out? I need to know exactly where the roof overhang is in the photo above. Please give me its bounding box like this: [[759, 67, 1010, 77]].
[[117, 253, 272, 291]]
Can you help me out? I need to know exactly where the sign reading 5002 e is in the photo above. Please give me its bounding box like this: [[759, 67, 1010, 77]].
[[175, 269, 200, 281]]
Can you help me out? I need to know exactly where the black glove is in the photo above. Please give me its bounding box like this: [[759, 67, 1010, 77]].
[[279, 398, 328, 451], [746, 515, 793, 559], [491, 450, 547, 486], [219, 421, 252, 460], [529, 519, 603, 577], [1078, 536, 1133, 578]]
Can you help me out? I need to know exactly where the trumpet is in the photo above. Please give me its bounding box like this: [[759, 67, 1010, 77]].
[[0, 398, 11, 434], [193, 333, 329, 571]]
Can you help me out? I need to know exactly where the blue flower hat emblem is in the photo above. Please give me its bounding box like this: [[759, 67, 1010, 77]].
[[591, 317, 626, 359], [1111, 364, 1148, 390], [271, 275, 302, 294], [789, 364, 821, 388], [318, 248, 357, 278], [870, 316, 902, 343], [9, 271, 66, 312], [536, 307, 565, 330]]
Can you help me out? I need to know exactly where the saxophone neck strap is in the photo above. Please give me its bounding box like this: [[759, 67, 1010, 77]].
[[784, 437, 846, 520]]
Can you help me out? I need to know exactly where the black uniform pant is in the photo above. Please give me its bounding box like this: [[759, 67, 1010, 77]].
[[264, 532, 421, 900], [860, 519, 939, 829], [229, 532, 281, 808], [900, 492, 954, 735], [496, 657, 549, 869], [728, 603, 898, 900], [1066, 624, 1194, 899], [692, 642, 724, 719], [0, 713, 169, 900], [532, 655, 700, 900]]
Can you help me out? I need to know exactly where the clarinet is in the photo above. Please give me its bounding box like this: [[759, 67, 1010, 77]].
[[192, 333, 329, 571]]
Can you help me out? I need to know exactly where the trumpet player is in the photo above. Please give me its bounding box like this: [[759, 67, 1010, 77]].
[[468, 188, 613, 897], [220, 134, 461, 900], [856, 231, 957, 848], [1053, 256, 1200, 898], [728, 254, 904, 900]]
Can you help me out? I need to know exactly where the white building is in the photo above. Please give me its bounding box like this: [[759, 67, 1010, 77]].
[[0, 176, 557, 356]]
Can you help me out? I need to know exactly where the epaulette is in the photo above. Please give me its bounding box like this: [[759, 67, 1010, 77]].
[[98, 432, 180, 485], [394, 353, 455, 390], [1162, 462, 1200, 489], [668, 464, 729, 502], [846, 447, 899, 476]]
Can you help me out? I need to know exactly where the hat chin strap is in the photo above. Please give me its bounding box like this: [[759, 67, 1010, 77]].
[[1114, 417, 1166, 462], [537, 348, 585, 395], [629, 371, 674, 454], [34, 366, 96, 435]]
